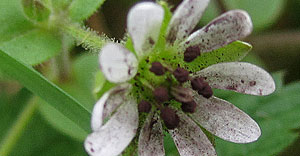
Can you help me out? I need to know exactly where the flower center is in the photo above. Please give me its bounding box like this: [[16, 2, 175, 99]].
[[132, 54, 213, 129]]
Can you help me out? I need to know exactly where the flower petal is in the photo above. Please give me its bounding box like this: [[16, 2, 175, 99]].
[[166, 0, 210, 44], [185, 10, 252, 53], [169, 112, 216, 156], [127, 2, 164, 56], [194, 62, 275, 96], [99, 43, 138, 83], [91, 84, 132, 131], [85, 98, 138, 156], [190, 95, 261, 143], [138, 112, 164, 156]]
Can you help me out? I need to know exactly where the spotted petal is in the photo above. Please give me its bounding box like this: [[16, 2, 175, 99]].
[[138, 112, 164, 156], [185, 10, 252, 53], [127, 2, 164, 56], [166, 0, 210, 44], [85, 98, 138, 156], [91, 84, 132, 131], [194, 62, 275, 95], [190, 95, 261, 143], [169, 112, 216, 156], [99, 43, 138, 83]]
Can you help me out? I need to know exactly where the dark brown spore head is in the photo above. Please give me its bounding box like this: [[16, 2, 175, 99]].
[[153, 87, 169, 102], [150, 62, 165, 76], [184, 46, 201, 62], [173, 67, 190, 83], [181, 100, 197, 113], [191, 77, 206, 91], [160, 107, 179, 129], [198, 85, 213, 99], [138, 100, 152, 113]]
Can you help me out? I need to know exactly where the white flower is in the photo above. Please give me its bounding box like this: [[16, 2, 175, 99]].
[[84, 0, 276, 156]]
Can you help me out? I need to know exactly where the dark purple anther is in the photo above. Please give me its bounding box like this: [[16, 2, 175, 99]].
[[191, 77, 206, 91], [181, 100, 197, 113], [184, 46, 201, 62], [150, 62, 165, 76], [138, 100, 152, 113], [153, 87, 169, 102], [173, 67, 190, 83], [160, 107, 180, 129]]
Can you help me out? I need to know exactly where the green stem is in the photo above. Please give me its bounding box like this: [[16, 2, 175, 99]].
[[62, 23, 110, 52], [0, 98, 38, 156], [56, 33, 71, 82]]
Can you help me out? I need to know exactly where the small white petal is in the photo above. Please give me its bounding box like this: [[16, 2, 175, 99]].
[[91, 84, 132, 131], [194, 62, 275, 96], [85, 98, 138, 156], [166, 0, 210, 44], [169, 112, 216, 156], [127, 2, 164, 56], [190, 95, 261, 143], [99, 43, 138, 83], [138, 112, 165, 156], [185, 10, 252, 53]]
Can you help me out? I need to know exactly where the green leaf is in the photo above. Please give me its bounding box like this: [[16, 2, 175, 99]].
[[215, 76, 300, 156], [0, 0, 62, 65], [22, 0, 51, 22], [0, 29, 62, 65], [68, 0, 106, 22], [38, 54, 100, 141], [183, 41, 251, 73], [224, 0, 286, 31], [0, 50, 91, 132]]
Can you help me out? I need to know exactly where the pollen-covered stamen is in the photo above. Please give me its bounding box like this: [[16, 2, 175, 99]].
[[171, 86, 193, 103], [160, 107, 180, 129], [173, 67, 190, 83], [191, 77, 213, 99], [181, 100, 197, 113], [184, 46, 201, 62], [153, 87, 169, 102], [150, 62, 165, 76], [138, 100, 152, 113]]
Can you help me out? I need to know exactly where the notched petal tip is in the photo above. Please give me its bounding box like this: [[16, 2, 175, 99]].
[[127, 2, 164, 55], [99, 43, 138, 83], [185, 9, 253, 53]]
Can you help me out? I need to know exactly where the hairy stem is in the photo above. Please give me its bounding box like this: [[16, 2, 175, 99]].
[[62, 23, 110, 52]]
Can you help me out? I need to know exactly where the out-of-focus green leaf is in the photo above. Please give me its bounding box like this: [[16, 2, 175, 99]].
[[22, 0, 51, 22], [183, 41, 251, 73], [0, 29, 61, 65], [39, 54, 100, 140], [0, 0, 62, 65], [0, 50, 91, 132], [0, 0, 34, 43], [68, 0, 106, 22], [215, 73, 300, 156], [200, 0, 285, 31], [164, 132, 180, 156]]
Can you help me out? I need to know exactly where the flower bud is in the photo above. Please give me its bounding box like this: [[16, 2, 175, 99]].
[[153, 87, 169, 102], [173, 67, 189, 83], [150, 62, 165, 76], [160, 107, 179, 129], [138, 100, 152, 113]]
